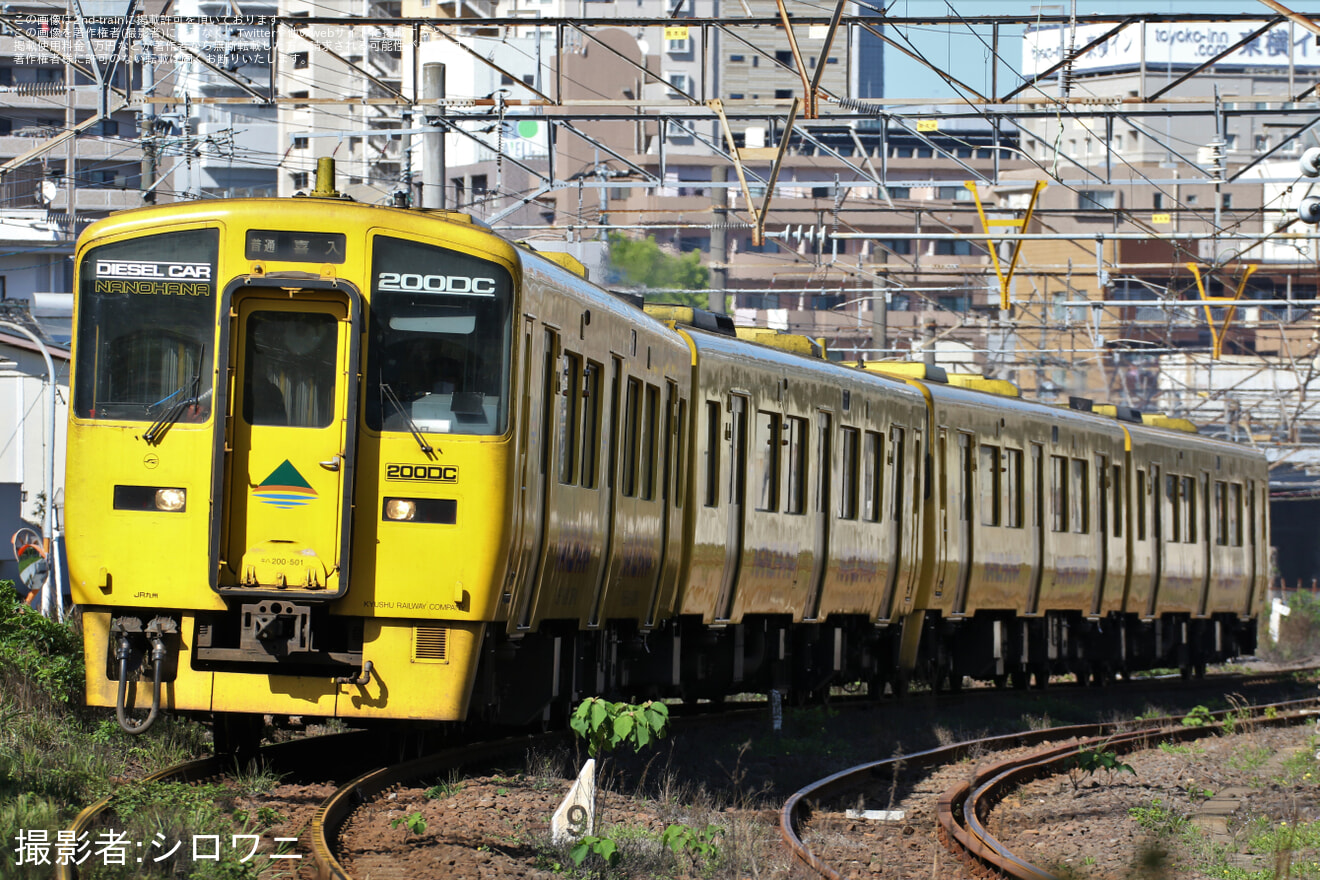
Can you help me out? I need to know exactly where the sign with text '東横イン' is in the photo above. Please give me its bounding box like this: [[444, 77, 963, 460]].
[[1022, 21, 1320, 77]]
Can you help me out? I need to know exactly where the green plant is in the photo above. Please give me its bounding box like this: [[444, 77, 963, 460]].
[[1181, 705, 1214, 728], [661, 822, 724, 865], [425, 771, 465, 800], [569, 834, 620, 867], [391, 811, 428, 836], [0, 586, 84, 703], [570, 697, 670, 759], [1129, 799, 1189, 837], [1066, 745, 1135, 792]]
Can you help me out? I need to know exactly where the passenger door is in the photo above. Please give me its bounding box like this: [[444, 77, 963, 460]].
[[221, 289, 355, 597]]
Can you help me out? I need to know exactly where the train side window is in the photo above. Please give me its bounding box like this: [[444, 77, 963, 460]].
[[580, 361, 602, 489], [960, 434, 973, 524], [621, 377, 641, 497], [1182, 475, 1197, 544], [1247, 480, 1257, 547], [641, 384, 659, 500], [540, 331, 557, 476], [672, 392, 686, 508], [558, 352, 581, 485], [1095, 455, 1107, 538], [1229, 482, 1243, 546], [890, 426, 906, 522], [980, 444, 1001, 526], [1214, 480, 1229, 546], [1071, 458, 1088, 534], [729, 397, 748, 505], [1050, 455, 1068, 532], [863, 431, 882, 522], [1112, 464, 1123, 538], [840, 426, 860, 520], [1005, 447, 1023, 528], [756, 410, 781, 512], [1166, 474, 1181, 543], [1136, 468, 1147, 540], [704, 401, 720, 507], [786, 416, 807, 514], [815, 413, 832, 516]]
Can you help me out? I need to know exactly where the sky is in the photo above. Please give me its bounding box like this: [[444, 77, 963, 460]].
[[871, 0, 1320, 101]]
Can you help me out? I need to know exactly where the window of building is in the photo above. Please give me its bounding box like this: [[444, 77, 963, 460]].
[[291, 90, 309, 108], [774, 89, 793, 99], [774, 50, 793, 65], [668, 73, 691, 96], [471, 174, 487, 196], [291, 171, 309, 189], [1078, 189, 1116, 210], [292, 51, 309, 69], [293, 136, 309, 149], [730, 54, 745, 62]]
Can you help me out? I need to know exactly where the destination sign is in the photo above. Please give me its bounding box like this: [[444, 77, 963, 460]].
[[245, 229, 347, 264]]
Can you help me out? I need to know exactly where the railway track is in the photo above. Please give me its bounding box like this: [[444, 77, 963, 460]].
[[781, 694, 1320, 880], [52, 665, 1318, 880]]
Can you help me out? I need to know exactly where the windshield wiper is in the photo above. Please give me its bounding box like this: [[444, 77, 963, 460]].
[[381, 383, 436, 459], [144, 374, 207, 445]]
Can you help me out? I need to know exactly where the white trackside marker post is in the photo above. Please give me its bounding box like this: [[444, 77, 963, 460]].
[[1270, 597, 1291, 646], [551, 758, 596, 844]]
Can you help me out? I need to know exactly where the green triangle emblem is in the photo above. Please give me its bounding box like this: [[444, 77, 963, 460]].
[[259, 460, 312, 490]]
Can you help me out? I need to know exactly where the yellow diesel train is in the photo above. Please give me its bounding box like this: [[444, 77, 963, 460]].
[[67, 166, 1269, 742]]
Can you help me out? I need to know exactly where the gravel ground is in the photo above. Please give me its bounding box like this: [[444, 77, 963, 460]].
[[244, 670, 1320, 879]]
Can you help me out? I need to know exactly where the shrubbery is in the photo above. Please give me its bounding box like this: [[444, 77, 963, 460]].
[[1261, 589, 1320, 663]]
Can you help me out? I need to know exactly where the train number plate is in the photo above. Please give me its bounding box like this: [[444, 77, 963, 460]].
[[386, 463, 460, 483]]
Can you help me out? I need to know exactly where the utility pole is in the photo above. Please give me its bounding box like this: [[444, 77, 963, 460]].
[[422, 62, 446, 210], [140, 38, 156, 204], [709, 166, 727, 314]]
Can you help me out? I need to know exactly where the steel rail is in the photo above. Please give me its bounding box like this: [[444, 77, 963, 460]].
[[944, 699, 1320, 879], [781, 692, 1320, 880], [310, 732, 566, 880]]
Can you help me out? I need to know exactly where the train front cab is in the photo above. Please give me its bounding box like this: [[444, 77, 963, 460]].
[[69, 201, 525, 729]]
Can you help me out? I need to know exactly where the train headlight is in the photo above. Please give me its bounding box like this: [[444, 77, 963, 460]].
[[384, 498, 417, 521], [114, 485, 187, 512], [155, 488, 187, 512], [381, 498, 457, 524]]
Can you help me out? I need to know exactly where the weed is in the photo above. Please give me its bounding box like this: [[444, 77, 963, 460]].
[[391, 811, 428, 836], [1181, 705, 1213, 728], [1066, 745, 1136, 793], [1158, 741, 1205, 757], [425, 770, 466, 800], [1225, 744, 1272, 773], [1129, 799, 1189, 837]]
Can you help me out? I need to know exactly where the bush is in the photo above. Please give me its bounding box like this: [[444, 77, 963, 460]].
[[0, 583, 84, 704], [1261, 590, 1320, 663]]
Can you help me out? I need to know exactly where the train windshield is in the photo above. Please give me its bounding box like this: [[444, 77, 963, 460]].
[[72, 228, 219, 422], [366, 235, 513, 436]]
